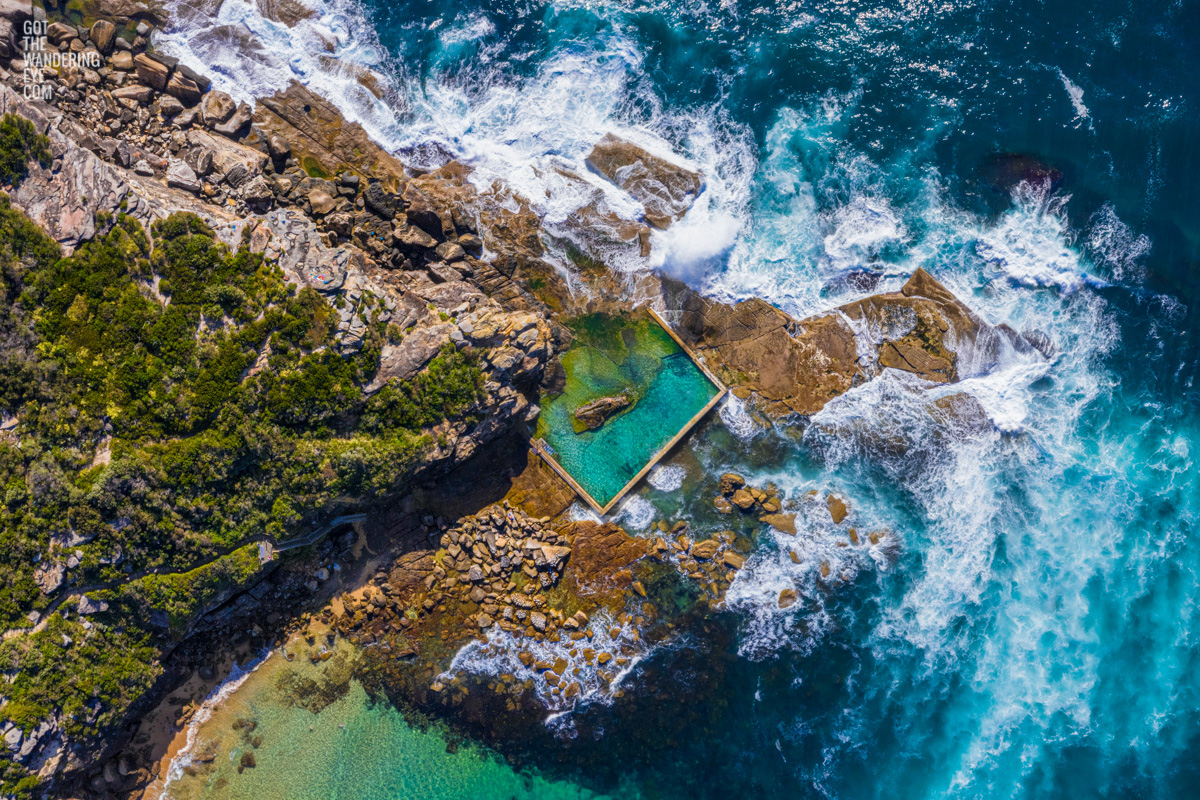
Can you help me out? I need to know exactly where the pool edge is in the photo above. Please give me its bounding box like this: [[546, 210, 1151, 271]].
[[532, 307, 728, 515]]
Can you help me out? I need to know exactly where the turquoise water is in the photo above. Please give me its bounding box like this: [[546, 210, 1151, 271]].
[[158, 0, 1200, 796], [162, 642, 612, 800], [536, 315, 720, 508]]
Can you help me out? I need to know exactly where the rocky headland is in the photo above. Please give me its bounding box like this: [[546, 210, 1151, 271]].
[[0, 3, 1048, 798]]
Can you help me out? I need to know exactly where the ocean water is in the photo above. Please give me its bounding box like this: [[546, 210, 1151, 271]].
[[154, 0, 1200, 797]]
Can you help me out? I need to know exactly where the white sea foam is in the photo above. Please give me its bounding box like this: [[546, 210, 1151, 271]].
[[718, 394, 762, 440], [975, 182, 1106, 292], [613, 493, 655, 530], [156, 651, 271, 800], [647, 464, 687, 492], [156, 0, 757, 285], [441, 610, 653, 718], [1058, 69, 1092, 127]]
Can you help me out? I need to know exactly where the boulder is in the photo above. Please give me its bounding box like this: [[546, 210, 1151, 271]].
[[572, 394, 630, 432], [434, 240, 465, 262], [760, 513, 797, 535], [719, 473, 745, 494], [112, 84, 153, 105], [165, 72, 203, 105], [89, 20, 118, 54], [393, 222, 437, 250], [213, 103, 252, 137], [363, 181, 396, 218], [200, 90, 237, 126], [165, 159, 201, 194], [133, 53, 171, 91], [157, 95, 184, 117], [77, 595, 109, 615], [826, 494, 848, 525], [585, 132, 703, 228], [110, 50, 133, 71], [239, 175, 274, 208], [721, 551, 745, 570], [46, 21, 76, 46], [730, 488, 756, 511], [778, 588, 799, 609], [690, 539, 719, 560], [307, 187, 336, 216]]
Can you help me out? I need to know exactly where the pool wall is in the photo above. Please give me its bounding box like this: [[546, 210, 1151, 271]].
[[532, 308, 727, 514]]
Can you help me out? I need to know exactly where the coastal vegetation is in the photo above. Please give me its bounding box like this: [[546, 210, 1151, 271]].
[[0, 114, 50, 189], [0, 191, 487, 794]]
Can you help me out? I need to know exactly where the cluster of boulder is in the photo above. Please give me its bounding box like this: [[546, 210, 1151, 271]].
[[330, 505, 585, 649]]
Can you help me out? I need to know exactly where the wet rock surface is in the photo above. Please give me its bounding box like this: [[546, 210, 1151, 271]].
[[572, 393, 631, 431], [665, 267, 1047, 418], [586, 132, 704, 229]]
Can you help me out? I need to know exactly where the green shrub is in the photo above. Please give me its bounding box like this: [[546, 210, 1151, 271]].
[[0, 114, 51, 189]]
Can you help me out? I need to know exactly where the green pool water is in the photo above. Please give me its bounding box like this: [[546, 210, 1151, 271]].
[[536, 311, 721, 509]]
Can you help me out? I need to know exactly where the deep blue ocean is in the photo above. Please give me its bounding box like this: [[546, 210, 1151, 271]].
[[157, 0, 1200, 797]]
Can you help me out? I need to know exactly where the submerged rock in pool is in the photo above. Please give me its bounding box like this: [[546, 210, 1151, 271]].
[[572, 393, 632, 432]]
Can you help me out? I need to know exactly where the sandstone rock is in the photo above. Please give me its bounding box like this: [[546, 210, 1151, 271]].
[[90, 20, 117, 54], [213, 103, 252, 137], [671, 284, 859, 418], [308, 187, 336, 216], [110, 50, 134, 71], [714, 496, 733, 514], [0, 18, 16, 61], [393, 222, 438, 249], [46, 21, 76, 46], [34, 562, 65, 594], [730, 488, 756, 511], [225, 163, 253, 188], [133, 53, 170, 91], [165, 159, 200, 194], [719, 473, 745, 495], [585, 132, 703, 228], [157, 94, 184, 117], [112, 84, 153, 105], [256, 82, 407, 182], [266, 132, 291, 159], [826, 494, 848, 524], [239, 175, 274, 208], [778, 588, 799, 609], [721, 551, 745, 570], [691, 539, 719, 560], [165, 72, 202, 105], [435, 240, 466, 262], [366, 323, 454, 391], [200, 90, 237, 126], [77, 595, 109, 615], [426, 262, 462, 284], [573, 394, 630, 432], [760, 513, 797, 535]]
